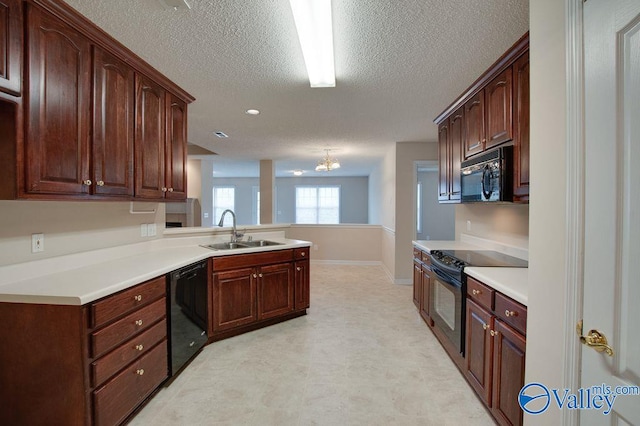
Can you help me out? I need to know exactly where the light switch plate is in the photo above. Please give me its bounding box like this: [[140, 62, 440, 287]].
[[140, 224, 148, 237], [147, 223, 157, 236], [31, 233, 44, 253]]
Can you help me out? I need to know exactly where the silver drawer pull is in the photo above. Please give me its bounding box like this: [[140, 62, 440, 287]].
[[301, 252, 306, 256], [258, 273, 263, 278], [253, 273, 257, 278], [490, 330, 498, 337], [505, 310, 517, 317], [135, 344, 144, 351], [136, 369, 144, 376], [189, 341, 195, 347], [135, 319, 143, 326], [482, 323, 488, 330], [134, 295, 142, 302], [472, 289, 481, 296], [296, 267, 301, 271]]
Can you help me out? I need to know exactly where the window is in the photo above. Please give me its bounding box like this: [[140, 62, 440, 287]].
[[213, 186, 235, 226], [253, 186, 261, 225], [416, 181, 422, 233], [295, 186, 340, 224]]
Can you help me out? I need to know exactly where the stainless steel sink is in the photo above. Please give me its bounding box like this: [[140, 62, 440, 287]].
[[202, 240, 283, 250], [241, 240, 283, 247], [203, 242, 249, 250]]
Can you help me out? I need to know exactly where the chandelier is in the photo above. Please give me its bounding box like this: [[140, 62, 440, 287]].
[[315, 149, 341, 172]]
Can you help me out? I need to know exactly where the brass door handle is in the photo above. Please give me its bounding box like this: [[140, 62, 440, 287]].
[[577, 320, 614, 357]]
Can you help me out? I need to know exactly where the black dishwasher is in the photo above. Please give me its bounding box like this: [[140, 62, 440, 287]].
[[167, 260, 208, 377]]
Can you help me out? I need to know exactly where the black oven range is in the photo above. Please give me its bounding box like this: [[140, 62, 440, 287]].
[[428, 249, 527, 361]]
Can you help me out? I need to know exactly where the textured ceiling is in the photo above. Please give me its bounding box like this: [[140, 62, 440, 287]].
[[64, 0, 529, 177]]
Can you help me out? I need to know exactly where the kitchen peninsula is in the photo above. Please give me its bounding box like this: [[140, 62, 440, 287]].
[[0, 230, 311, 425]]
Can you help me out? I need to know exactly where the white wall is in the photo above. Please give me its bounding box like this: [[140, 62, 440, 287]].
[[377, 145, 397, 278], [454, 203, 529, 250], [525, 1, 569, 424], [416, 170, 455, 241], [0, 200, 165, 266]]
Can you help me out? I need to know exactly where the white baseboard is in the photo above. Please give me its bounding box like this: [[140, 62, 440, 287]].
[[311, 260, 382, 266]]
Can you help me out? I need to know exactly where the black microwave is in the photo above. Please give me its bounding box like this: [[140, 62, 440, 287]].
[[460, 146, 513, 202]]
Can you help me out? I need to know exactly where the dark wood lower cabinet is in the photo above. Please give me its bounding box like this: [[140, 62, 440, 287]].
[[466, 298, 494, 405], [210, 248, 310, 340], [419, 263, 431, 325], [492, 319, 526, 426], [212, 267, 257, 332], [413, 259, 422, 308], [465, 281, 527, 426]]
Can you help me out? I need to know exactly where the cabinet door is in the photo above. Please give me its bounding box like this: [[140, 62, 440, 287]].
[[437, 120, 450, 201], [211, 268, 256, 332], [294, 259, 310, 310], [492, 319, 526, 426], [419, 265, 431, 324], [92, 47, 134, 196], [0, 0, 21, 96], [413, 259, 422, 308], [466, 298, 494, 405], [258, 263, 294, 320], [165, 93, 187, 200], [464, 91, 485, 158], [484, 68, 513, 149], [448, 107, 464, 201], [25, 4, 91, 195], [134, 74, 166, 199], [512, 52, 530, 202]]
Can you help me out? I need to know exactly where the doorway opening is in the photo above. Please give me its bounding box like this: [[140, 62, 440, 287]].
[[415, 161, 455, 241]]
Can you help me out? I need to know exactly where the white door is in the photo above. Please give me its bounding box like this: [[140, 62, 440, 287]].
[[582, 0, 640, 424]]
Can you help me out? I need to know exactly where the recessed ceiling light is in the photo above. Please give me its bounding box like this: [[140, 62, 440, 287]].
[[159, 0, 191, 11], [293, 170, 303, 176], [214, 131, 228, 138], [246, 109, 260, 115]]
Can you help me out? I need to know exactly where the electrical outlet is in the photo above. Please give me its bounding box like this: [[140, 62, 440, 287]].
[[203, 212, 209, 218], [31, 233, 44, 253], [313, 244, 319, 251], [466, 220, 472, 231], [147, 223, 157, 236], [140, 224, 148, 237]]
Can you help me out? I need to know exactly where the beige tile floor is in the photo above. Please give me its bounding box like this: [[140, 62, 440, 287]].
[[130, 264, 494, 425]]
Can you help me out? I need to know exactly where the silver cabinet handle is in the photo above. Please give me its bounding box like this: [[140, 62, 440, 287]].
[[83, 179, 92, 186], [168, 187, 174, 192], [96, 180, 105, 186]]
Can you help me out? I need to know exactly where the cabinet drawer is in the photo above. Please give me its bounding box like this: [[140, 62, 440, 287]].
[[91, 319, 167, 387], [495, 293, 527, 335], [413, 247, 421, 259], [93, 340, 168, 426], [212, 249, 293, 271], [293, 247, 309, 260], [91, 298, 166, 358], [421, 251, 431, 266], [91, 276, 166, 328], [467, 277, 494, 311]]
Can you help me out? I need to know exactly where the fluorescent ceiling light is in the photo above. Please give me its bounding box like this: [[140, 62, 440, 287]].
[[289, 0, 335, 88]]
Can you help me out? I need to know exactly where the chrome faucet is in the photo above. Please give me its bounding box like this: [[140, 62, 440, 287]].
[[217, 209, 243, 242]]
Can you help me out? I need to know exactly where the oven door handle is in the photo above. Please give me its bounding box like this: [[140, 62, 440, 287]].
[[432, 267, 462, 289]]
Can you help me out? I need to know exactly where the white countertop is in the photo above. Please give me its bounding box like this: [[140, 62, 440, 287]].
[[464, 267, 528, 306], [412, 237, 529, 306], [0, 234, 310, 306]]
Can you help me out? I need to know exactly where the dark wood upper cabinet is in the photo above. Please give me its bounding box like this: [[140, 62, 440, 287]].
[[449, 108, 463, 200], [92, 47, 134, 197], [135, 74, 166, 199], [513, 52, 530, 202], [165, 93, 187, 200], [437, 120, 450, 201], [25, 4, 92, 195], [438, 107, 463, 203], [464, 91, 485, 158], [484, 68, 513, 150], [434, 32, 528, 203], [0, 0, 21, 96]]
